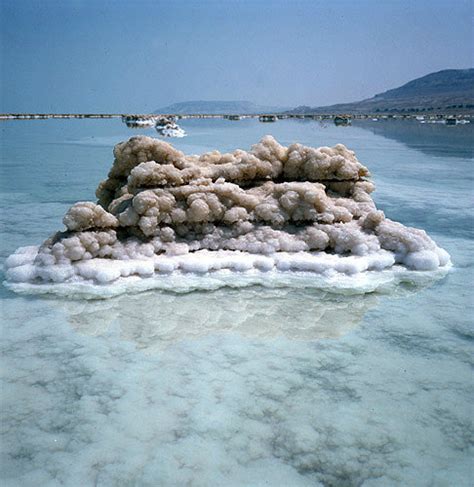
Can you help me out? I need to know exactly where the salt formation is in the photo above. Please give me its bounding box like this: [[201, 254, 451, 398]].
[[4, 135, 450, 294], [155, 117, 186, 138]]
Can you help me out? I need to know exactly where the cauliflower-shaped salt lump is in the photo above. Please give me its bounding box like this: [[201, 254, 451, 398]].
[[63, 202, 118, 231]]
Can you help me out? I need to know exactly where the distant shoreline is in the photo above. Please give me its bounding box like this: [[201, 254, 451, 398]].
[[1, 113, 473, 121]]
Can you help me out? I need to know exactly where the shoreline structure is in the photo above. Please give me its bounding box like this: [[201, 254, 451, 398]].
[[1, 113, 472, 121]]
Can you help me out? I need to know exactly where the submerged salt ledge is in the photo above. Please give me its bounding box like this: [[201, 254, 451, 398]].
[[4, 135, 451, 295]]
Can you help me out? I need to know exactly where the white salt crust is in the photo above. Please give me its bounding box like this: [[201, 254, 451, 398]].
[[4, 246, 451, 299], [3, 136, 451, 297]]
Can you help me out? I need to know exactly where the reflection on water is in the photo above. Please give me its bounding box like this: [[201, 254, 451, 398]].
[[53, 276, 443, 351], [61, 288, 378, 348], [355, 119, 474, 159]]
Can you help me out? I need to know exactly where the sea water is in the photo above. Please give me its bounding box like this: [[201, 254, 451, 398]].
[[0, 118, 472, 486]]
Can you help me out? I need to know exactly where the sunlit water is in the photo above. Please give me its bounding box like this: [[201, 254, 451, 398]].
[[1, 118, 473, 486]]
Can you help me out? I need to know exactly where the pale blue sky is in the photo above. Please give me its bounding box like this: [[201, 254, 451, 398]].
[[1, 0, 472, 112]]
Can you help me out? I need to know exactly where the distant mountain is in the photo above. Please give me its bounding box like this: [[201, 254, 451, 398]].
[[288, 69, 474, 114], [154, 100, 289, 115]]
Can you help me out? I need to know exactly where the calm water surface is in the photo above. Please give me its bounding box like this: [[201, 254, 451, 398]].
[[1, 118, 473, 486]]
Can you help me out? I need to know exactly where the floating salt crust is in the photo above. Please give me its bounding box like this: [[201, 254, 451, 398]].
[[4, 136, 450, 298]]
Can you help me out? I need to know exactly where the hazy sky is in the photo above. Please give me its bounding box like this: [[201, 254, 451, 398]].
[[1, 0, 472, 112]]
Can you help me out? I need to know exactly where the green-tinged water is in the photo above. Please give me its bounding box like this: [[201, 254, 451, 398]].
[[1, 118, 473, 486]]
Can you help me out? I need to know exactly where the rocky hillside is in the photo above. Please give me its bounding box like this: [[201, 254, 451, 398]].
[[289, 69, 474, 114]]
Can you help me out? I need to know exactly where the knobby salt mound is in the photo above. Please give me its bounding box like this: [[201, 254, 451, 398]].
[[4, 135, 450, 297]]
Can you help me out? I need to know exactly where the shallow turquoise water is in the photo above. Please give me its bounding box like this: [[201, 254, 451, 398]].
[[1, 118, 473, 486]]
